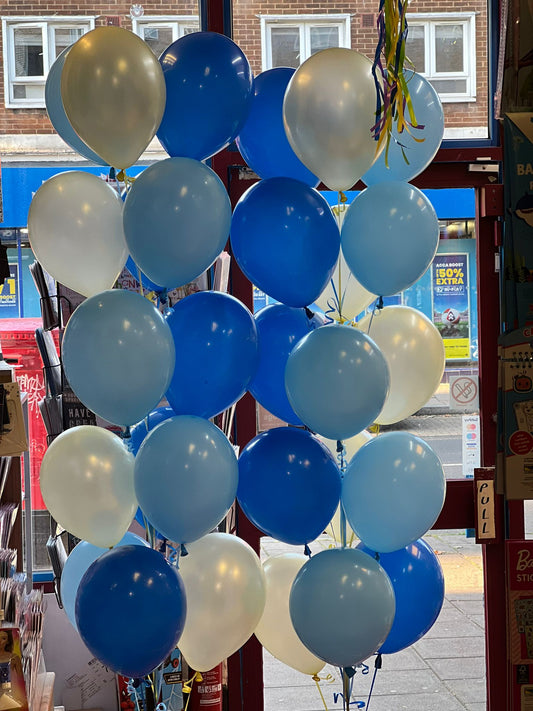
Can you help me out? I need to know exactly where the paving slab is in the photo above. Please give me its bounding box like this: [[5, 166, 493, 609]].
[[444, 677, 487, 705], [426, 656, 486, 680]]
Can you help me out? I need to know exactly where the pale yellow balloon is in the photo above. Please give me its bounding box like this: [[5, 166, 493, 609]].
[[61, 26, 166, 169], [315, 252, 377, 322], [284, 48, 381, 191], [360, 305, 446, 425], [178, 533, 266, 672], [318, 430, 373, 546], [40, 426, 137, 548], [28, 171, 128, 297]]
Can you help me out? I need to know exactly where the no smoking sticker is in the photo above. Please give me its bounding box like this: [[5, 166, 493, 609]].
[[449, 375, 479, 410]]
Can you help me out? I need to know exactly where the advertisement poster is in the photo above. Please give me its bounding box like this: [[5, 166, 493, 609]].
[[0, 265, 18, 317], [432, 253, 470, 360], [507, 541, 533, 709]]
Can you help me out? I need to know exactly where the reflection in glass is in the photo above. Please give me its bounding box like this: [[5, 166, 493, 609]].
[[406, 25, 426, 73], [14, 28, 43, 77], [271, 27, 300, 67], [435, 24, 464, 73], [310, 26, 339, 55]]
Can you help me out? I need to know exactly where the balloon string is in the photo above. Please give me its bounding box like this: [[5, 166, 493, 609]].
[[365, 654, 382, 710], [312, 675, 330, 711]]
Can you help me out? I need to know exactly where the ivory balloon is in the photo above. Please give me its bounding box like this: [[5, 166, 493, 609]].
[[360, 306, 446, 425], [178, 533, 266, 672], [314, 252, 377, 322], [283, 48, 380, 191], [318, 430, 373, 546], [61, 26, 166, 169], [40, 426, 137, 548], [255, 554, 325, 676], [28, 171, 127, 298]]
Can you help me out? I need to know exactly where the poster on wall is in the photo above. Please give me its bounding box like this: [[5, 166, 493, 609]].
[[0, 264, 19, 317], [432, 253, 471, 360]]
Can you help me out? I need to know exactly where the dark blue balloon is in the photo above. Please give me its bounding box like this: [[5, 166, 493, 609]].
[[237, 427, 341, 545], [249, 305, 322, 424], [358, 539, 445, 654], [230, 178, 340, 307], [157, 32, 253, 161], [236, 68, 319, 186], [125, 255, 165, 294], [165, 291, 259, 419], [75, 545, 186, 678]]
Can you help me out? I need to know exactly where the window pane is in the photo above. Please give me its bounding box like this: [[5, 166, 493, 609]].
[[430, 77, 467, 94], [13, 83, 44, 100], [13, 27, 43, 77], [405, 24, 425, 73], [270, 27, 300, 67], [183, 25, 199, 35], [54, 27, 84, 59], [310, 26, 340, 55], [435, 24, 464, 73], [142, 27, 174, 57]]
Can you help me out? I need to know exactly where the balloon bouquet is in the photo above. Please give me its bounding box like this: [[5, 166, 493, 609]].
[[28, 21, 448, 710]]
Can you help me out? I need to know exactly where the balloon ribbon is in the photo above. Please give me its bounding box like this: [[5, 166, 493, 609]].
[[371, 0, 425, 166]]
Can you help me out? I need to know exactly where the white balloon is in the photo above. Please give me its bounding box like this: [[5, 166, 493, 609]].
[[40, 426, 137, 548], [314, 252, 377, 322], [28, 171, 127, 297], [360, 306, 446, 425], [283, 48, 380, 191], [178, 533, 266, 672], [317, 430, 373, 545], [255, 554, 325, 676]]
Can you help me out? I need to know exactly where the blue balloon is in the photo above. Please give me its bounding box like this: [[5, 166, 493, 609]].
[[362, 72, 444, 186], [285, 324, 390, 440], [342, 432, 446, 553], [129, 406, 175, 455], [230, 178, 340, 307], [123, 158, 231, 289], [249, 305, 322, 425], [165, 291, 258, 419], [61, 532, 149, 630], [157, 32, 253, 161], [237, 427, 341, 545], [357, 539, 445, 654], [289, 548, 395, 667], [125, 255, 165, 294], [134, 416, 238, 544], [62, 289, 175, 426], [76, 545, 186, 678], [236, 68, 319, 186], [45, 48, 106, 165], [341, 182, 439, 297]]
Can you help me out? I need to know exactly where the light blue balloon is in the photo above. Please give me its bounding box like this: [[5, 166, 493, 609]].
[[61, 532, 149, 630], [45, 48, 106, 165], [342, 432, 446, 553], [362, 72, 444, 186], [341, 182, 439, 297], [289, 548, 395, 668], [285, 324, 389, 440], [123, 158, 232, 289], [62, 289, 175, 426], [134, 416, 238, 545]]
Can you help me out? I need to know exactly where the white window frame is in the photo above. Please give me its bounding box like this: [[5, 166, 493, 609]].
[[132, 15, 199, 51], [260, 14, 351, 71], [406, 12, 477, 102], [2, 16, 96, 108]]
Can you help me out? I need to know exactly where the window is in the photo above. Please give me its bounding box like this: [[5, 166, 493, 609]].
[[260, 15, 351, 71], [405, 13, 476, 102], [132, 16, 200, 57], [1, 17, 95, 108]]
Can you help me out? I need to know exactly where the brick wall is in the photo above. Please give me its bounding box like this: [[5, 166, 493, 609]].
[[0, 0, 488, 138]]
